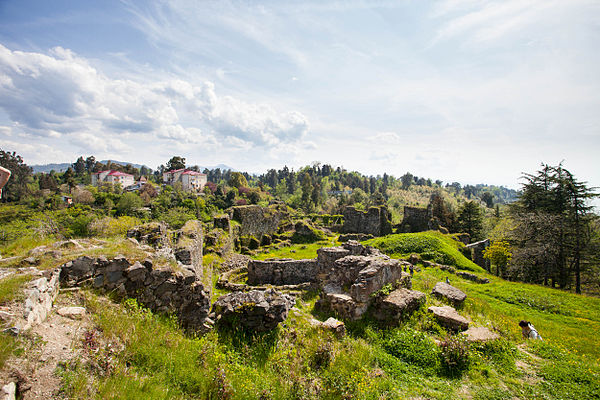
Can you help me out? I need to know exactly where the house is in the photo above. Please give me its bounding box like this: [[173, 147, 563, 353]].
[[124, 176, 150, 192], [162, 169, 207, 193], [91, 170, 135, 188]]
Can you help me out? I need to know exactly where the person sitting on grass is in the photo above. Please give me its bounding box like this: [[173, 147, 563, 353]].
[[519, 320, 542, 340]]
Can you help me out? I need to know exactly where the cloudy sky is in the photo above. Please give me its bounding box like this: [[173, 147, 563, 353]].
[[0, 0, 599, 188]]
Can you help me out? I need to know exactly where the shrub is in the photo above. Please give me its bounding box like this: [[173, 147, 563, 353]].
[[89, 216, 141, 237], [158, 207, 196, 229], [381, 328, 440, 374], [439, 335, 471, 377]]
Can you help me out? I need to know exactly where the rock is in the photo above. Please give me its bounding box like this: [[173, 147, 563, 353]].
[[428, 305, 470, 331], [408, 254, 420, 265], [338, 233, 374, 242], [2, 327, 19, 336], [322, 317, 346, 338], [57, 306, 86, 320], [212, 289, 294, 332], [1, 382, 16, 400], [54, 239, 84, 250], [431, 282, 467, 306], [127, 222, 170, 248], [373, 288, 426, 323], [213, 214, 231, 231], [0, 311, 14, 322], [59, 256, 97, 286], [126, 237, 140, 246], [461, 327, 500, 342], [457, 271, 490, 284], [21, 257, 38, 266], [28, 245, 49, 257]]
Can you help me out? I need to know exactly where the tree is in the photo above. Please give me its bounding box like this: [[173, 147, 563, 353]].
[[301, 172, 313, 211], [457, 201, 484, 240], [0, 149, 32, 202], [228, 172, 248, 189], [483, 241, 512, 277], [72, 156, 86, 176], [510, 163, 597, 293], [116, 192, 143, 216], [429, 192, 455, 230], [481, 192, 494, 208], [166, 156, 186, 171], [400, 172, 413, 189], [85, 156, 96, 172]]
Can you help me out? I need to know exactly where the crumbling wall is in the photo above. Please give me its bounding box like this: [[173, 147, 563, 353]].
[[246, 241, 412, 321], [247, 259, 319, 286], [341, 206, 393, 237], [465, 239, 490, 269], [230, 204, 289, 237], [60, 255, 211, 331], [399, 206, 432, 233]]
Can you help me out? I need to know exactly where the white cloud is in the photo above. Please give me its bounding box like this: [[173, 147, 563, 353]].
[[432, 0, 598, 44], [371, 132, 402, 145], [0, 44, 310, 150], [0, 126, 11, 137]]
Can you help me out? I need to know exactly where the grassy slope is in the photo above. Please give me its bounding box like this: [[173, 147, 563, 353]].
[[3, 229, 600, 399], [366, 231, 484, 272]]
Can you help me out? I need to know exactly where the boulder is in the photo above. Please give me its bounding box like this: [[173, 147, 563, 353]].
[[57, 306, 86, 320], [431, 282, 467, 306], [461, 326, 500, 342], [322, 317, 346, 338], [457, 271, 490, 284], [428, 305, 469, 331], [373, 288, 426, 323], [212, 289, 294, 332], [1, 382, 16, 400]]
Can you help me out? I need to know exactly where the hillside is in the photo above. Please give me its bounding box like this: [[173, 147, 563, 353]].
[[1, 226, 599, 399]]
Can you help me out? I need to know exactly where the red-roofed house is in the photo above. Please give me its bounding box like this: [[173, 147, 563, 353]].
[[163, 169, 207, 193], [91, 170, 135, 187]]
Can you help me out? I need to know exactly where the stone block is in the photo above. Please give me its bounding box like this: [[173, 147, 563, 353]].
[[428, 305, 469, 331], [431, 282, 467, 306]]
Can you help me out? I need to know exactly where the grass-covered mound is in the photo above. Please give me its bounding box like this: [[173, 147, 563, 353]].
[[365, 231, 484, 272]]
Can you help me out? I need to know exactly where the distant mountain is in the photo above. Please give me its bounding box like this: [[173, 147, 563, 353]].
[[31, 160, 235, 173], [31, 163, 71, 173]]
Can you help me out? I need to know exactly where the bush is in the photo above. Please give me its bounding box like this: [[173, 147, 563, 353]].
[[89, 216, 141, 237], [158, 207, 196, 230], [381, 328, 440, 374], [439, 335, 471, 377]]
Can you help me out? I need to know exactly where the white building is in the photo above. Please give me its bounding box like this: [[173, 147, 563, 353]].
[[162, 169, 208, 193], [91, 170, 135, 188]]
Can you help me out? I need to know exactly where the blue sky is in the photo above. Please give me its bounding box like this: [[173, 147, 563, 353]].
[[0, 0, 599, 189]]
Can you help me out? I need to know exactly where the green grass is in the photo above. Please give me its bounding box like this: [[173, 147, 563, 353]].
[[0, 273, 33, 304], [252, 239, 338, 261], [365, 231, 485, 272]]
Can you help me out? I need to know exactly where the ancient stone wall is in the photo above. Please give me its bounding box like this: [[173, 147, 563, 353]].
[[399, 206, 432, 233], [341, 206, 393, 237], [230, 204, 288, 237], [14, 269, 61, 332], [247, 259, 319, 286], [465, 239, 490, 269], [60, 256, 211, 331]]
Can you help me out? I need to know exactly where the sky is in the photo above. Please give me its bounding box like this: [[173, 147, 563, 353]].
[[0, 0, 599, 189]]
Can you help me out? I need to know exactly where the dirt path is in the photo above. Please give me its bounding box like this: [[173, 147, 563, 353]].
[[2, 291, 93, 399]]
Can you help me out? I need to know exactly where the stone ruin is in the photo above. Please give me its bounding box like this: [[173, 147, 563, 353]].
[[230, 204, 289, 237], [341, 206, 393, 237], [60, 255, 211, 331], [465, 239, 490, 269], [247, 241, 415, 321], [399, 206, 432, 233]]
